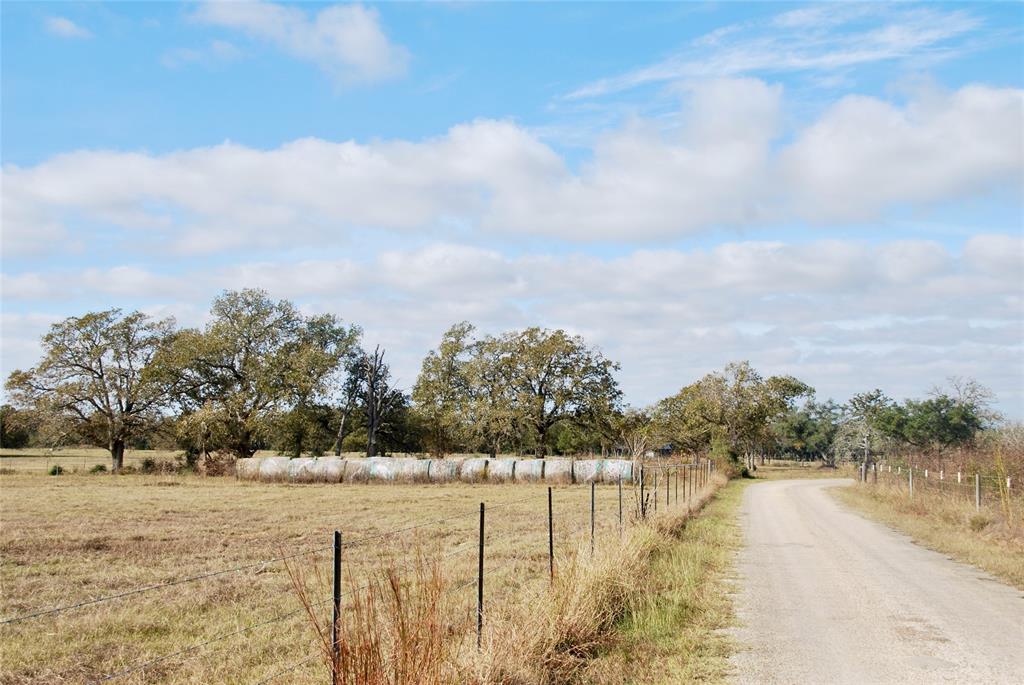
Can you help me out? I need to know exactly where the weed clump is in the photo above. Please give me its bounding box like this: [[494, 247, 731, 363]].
[[89, 464, 108, 474], [969, 514, 991, 532], [48, 465, 64, 476]]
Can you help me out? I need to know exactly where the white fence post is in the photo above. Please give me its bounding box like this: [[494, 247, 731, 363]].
[[957, 471, 961, 484]]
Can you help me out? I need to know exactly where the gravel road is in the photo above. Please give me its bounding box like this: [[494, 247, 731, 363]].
[[727, 478, 1024, 684]]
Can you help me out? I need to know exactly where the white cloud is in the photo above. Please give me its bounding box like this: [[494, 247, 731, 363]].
[[3, 81, 1020, 255], [44, 16, 92, 39], [567, 6, 981, 99], [780, 85, 1024, 221], [191, 1, 407, 84], [3, 237, 1021, 414], [161, 40, 242, 69]]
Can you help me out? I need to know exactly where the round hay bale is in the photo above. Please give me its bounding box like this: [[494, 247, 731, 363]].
[[344, 459, 372, 482], [488, 459, 516, 482], [392, 458, 431, 482], [514, 459, 544, 482], [288, 458, 318, 483], [309, 457, 345, 483], [235, 457, 261, 481], [367, 457, 396, 481], [427, 459, 463, 483], [601, 459, 634, 483], [460, 458, 489, 482], [366, 457, 429, 482], [544, 459, 573, 484], [258, 457, 291, 483], [573, 459, 604, 483]]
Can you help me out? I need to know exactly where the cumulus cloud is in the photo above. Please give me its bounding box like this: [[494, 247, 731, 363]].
[[780, 86, 1024, 221], [44, 16, 92, 39], [3, 236, 1022, 413], [191, 1, 408, 84], [3, 80, 1020, 255]]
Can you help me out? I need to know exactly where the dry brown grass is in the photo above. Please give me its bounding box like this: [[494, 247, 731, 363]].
[[0, 465, 718, 684], [835, 471, 1024, 589]]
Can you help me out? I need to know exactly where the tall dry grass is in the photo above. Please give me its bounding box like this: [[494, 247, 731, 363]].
[[287, 474, 729, 685], [286, 549, 464, 685]]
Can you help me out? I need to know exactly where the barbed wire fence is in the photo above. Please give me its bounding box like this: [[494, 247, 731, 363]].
[[856, 461, 1021, 523], [1, 458, 718, 684]]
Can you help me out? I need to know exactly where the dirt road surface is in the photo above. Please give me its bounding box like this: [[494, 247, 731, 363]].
[[728, 478, 1024, 684]]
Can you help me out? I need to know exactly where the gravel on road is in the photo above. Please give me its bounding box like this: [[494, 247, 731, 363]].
[[727, 478, 1024, 684]]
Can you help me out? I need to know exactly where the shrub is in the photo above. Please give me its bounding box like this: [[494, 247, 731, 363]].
[[89, 464, 108, 474], [969, 514, 991, 532], [48, 465, 64, 476], [140, 457, 157, 474]]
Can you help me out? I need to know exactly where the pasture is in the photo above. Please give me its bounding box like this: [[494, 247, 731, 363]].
[[1, 464, 692, 684]]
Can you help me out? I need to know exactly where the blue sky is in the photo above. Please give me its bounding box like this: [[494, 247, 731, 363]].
[[2, 1, 1023, 415]]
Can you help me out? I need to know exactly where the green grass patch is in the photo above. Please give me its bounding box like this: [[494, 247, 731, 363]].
[[586, 480, 748, 684]]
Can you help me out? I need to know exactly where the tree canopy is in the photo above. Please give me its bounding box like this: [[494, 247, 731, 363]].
[[5, 310, 176, 470]]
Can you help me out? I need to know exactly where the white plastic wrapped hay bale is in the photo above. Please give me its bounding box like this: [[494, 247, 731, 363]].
[[258, 457, 291, 482], [364, 457, 427, 482], [287, 458, 318, 483], [344, 459, 372, 482], [573, 459, 604, 483], [460, 458, 489, 482], [601, 459, 634, 483], [544, 459, 573, 484], [427, 459, 463, 483], [514, 459, 544, 482], [235, 457, 261, 481], [309, 457, 345, 483], [488, 459, 516, 482], [367, 457, 397, 481], [391, 458, 431, 482]]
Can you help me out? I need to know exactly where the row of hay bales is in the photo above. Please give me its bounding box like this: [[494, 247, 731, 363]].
[[236, 456, 636, 485]]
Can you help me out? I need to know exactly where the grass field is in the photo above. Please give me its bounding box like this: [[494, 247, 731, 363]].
[[0, 465, 717, 684], [0, 448, 173, 474]]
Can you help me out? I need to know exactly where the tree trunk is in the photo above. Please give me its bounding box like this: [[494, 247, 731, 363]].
[[332, 407, 350, 456], [110, 439, 125, 472], [366, 416, 377, 458], [366, 427, 377, 458]]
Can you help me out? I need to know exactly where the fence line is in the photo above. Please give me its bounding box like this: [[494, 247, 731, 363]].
[[859, 462, 1019, 512], [5, 459, 717, 684]]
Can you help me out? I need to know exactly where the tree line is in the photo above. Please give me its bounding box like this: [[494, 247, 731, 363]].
[[1, 289, 1006, 472]]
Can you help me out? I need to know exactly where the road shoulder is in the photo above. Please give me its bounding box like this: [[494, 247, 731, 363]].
[[584, 479, 748, 684], [833, 482, 1024, 590]]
